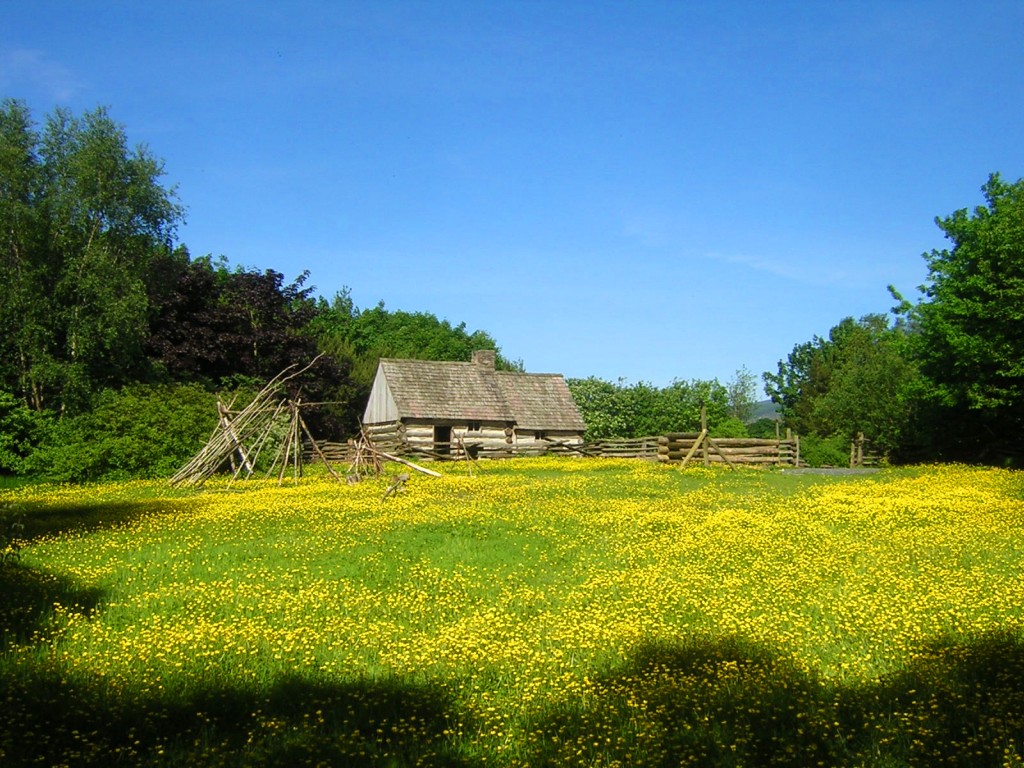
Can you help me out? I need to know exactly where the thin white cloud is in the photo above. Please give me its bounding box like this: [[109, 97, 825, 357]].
[[0, 47, 82, 102], [705, 250, 856, 286], [620, 211, 675, 250]]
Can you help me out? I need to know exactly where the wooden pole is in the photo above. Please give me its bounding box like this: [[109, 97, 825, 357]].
[[170, 356, 330, 488], [543, 437, 601, 457], [680, 429, 708, 467], [291, 403, 302, 482], [219, 404, 238, 475], [243, 399, 288, 480], [371, 448, 443, 478], [219, 401, 254, 475], [701, 405, 709, 467], [705, 436, 738, 470], [277, 418, 292, 485], [299, 413, 344, 482]]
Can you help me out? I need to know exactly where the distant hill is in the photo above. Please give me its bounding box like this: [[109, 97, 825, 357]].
[[749, 399, 780, 422]]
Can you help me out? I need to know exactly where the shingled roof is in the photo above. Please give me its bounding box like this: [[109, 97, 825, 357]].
[[364, 354, 586, 432], [494, 371, 585, 430], [377, 358, 515, 422]]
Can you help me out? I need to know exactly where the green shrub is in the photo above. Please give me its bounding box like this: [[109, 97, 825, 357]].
[[747, 418, 781, 439], [710, 416, 748, 438], [26, 383, 219, 482], [0, 391, 50, 475], [799, 434, 850, 468]]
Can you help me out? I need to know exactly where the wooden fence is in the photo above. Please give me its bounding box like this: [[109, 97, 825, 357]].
[[306, 441, 351, 464], [850, 432, 881, 468], [306, 433, 800, 467], [585, 436, 662, 459], [304, 438, 586, 464], [655, 433, 799, 466]]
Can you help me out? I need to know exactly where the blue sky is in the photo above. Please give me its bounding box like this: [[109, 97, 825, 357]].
[[4, 2, 1023, 392]]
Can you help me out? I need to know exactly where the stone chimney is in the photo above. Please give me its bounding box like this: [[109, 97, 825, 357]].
[[472, 349, 496, 369]]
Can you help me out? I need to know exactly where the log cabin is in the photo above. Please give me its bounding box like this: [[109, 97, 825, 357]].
[[362, 350, 586, 456]]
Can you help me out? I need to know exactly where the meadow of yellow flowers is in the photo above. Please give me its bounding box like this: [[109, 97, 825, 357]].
[[1, 459, 1023, 766]]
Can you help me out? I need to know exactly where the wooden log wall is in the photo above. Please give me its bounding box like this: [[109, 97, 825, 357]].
[[402, 424, 513, 453], [360, 421, 406, 454]]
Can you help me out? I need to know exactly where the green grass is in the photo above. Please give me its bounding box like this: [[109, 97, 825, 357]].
[[1, 460, 1023, 766]]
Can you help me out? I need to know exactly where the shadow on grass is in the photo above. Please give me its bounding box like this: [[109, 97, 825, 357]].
[[0, 497, 182, 650], [1, 495, 196, 655], [514, 633, 1024, 767], [0, 522, 473, 764], [0, 664, 475, 767], [0, 561, 104, 652], [3, 631, 1023, 766], [2, 558, 1023, 767], [3, 497, 187, 544]]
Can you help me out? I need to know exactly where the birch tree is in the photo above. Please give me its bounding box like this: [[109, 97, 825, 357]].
[[0, 101, 183, 412]]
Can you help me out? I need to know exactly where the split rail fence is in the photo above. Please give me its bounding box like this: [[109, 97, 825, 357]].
[[850, 432, 881, 468], [655, 432, 799, 466], [306, 433, 800, 467]]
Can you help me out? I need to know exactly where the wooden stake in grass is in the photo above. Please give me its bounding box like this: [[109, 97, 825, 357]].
[[381, 473, 411, 500]]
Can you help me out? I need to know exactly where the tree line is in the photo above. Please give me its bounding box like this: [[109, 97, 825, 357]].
[[567, 370, 764, 442], [566, 173, 1024, 468], [764, 173, 1024, 466], [2, 101, 1021, 477], [0, 101, 519, 480]]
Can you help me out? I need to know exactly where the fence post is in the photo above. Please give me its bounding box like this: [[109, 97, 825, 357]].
[[850, 432, 865, 468], [701, 405, 709, 467]]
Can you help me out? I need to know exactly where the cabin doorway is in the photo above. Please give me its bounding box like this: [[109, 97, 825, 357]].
[[433, 425, 451, 456]]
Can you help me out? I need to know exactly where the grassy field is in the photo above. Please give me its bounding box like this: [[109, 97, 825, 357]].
[[1, 459, 1023, 766]]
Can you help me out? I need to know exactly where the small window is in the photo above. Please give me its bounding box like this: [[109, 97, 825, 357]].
[[534, 431, 548, 441], [467, 421, 482, 432]]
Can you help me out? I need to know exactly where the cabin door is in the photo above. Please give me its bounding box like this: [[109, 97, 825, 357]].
[[433, 425, 451, 456]]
